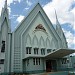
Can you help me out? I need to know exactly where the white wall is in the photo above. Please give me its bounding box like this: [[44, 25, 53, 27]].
[[24, 58, 45, 72]]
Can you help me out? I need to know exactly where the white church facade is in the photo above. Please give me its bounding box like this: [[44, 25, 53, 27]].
[[0, 1, 75, 74]]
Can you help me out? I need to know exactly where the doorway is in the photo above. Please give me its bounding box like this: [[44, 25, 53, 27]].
[[46, 60, 52, 72], [46, 60, 57, 72]]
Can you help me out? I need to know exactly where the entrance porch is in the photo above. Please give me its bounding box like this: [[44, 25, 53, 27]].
[[45, 49, 75, 72]]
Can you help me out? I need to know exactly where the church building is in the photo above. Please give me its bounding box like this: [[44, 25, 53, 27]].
[[0, 0, 75, 74]]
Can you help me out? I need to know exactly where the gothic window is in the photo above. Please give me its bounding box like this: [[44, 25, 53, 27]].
[[34, 48, 38, 54], [41, 48, 45, 55], [26, 47, 32, 54], [0, 59, 4, 64], [33, 58, 40, 65], [1, 41, 5, 52]]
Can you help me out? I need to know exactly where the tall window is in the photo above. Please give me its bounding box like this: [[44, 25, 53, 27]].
[[27, 59, 29, 66], [26, 47, 32, 54], [41, 48, 45, 55], [33, 58, 35, 65], [1, 41, 5, 52], [33, 58, 40, 65], [38, 58, 40, 65], [34, 48, 38, 54], [0, 59, 4, 64], [36, 58, 38, 65]]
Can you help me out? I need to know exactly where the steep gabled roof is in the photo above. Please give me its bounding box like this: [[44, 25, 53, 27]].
[[14, 3, 61, 42]]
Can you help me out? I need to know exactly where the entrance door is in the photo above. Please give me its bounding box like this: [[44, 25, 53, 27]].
[[46, 60, 52, 72]]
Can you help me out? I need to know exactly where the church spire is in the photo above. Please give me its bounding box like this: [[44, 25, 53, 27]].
[[0, 0, 11, 32], [55, 9, 62, 30], [55, 10, 68, 48], [4, 0, 7, 9], [55, 9, 58, 23]]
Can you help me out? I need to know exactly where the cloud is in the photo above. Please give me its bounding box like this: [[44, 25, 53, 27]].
[[70, 7, 75, 31], [26, 0, 32, 6], [0, 0, 12, 16], [16, 15, 24, 23], [43, 0, 74, 30], [0, 0, 22, 16], [43, 0, 75, 49], [63, 29, 75, 49], [10, 14, 19, 19], [8, 7, 11, 15], [25, 7, 29, 10], [7, 0, 22, 6]]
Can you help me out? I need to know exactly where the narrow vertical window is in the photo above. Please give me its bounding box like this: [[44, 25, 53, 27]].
[[41, 48, 45, 55], [36, 58, 38, 65], [1, 41, 5, 52], [34, 49, 36, 54], [33, 58, 35, 65], [34, 48, 38, 54], [26, 47, 28, 54], [29, 47, 31, 54], [38, 58, 40, 65], [33, 58, 40, 65], [26, 47, 32, 54]]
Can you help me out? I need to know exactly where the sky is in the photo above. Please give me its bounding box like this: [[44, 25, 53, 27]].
[[0, 0, 75, 49]]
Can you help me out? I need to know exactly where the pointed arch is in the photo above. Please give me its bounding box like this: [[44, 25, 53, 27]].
[[50, 38, 56, 49], [39, 36, 45, 48], [46, 37, 50, 48], [32, 35, 38, 47], [26, 34, 31, 46]]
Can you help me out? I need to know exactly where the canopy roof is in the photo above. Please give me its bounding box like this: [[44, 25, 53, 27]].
[[45, 49, 75, 59]]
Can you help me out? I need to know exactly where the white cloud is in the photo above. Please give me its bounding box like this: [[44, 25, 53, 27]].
[[43, 0, 74, 30], [0, 0, 13, 16], [63, 29, 75, 49], [7, 0, 13, 6], [10, 14, 19, 19], [26, 0, 32, 6], [0, 0, 22, 16], [70, 7, 75, 31], [25, 7, 29, 10], [7, 0, 22, 6], [13, 0, 21, 3], [8, 7, 11, 15], [16, 15, 24, 23]]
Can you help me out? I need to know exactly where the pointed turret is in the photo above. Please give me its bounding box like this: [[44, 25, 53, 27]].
[[1, 0, 9, 22], [0, 0, 11, 73], [55, 10, 63, 36], [4, 0, 7, 9], [0, 0, 11, 32], [55, 10, 68, 48]]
